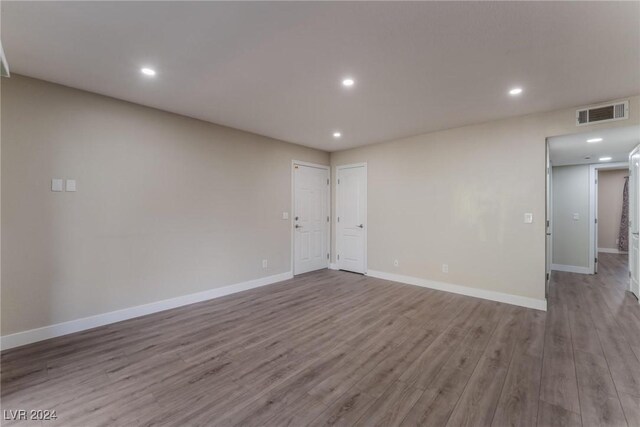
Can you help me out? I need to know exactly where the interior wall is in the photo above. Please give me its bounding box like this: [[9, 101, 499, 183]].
[[330, 95, 640, 303], [1, 75, 329, 336], [2, 73, 639, 335], [598, 169, 628, 251], [552, 165, 590, 268]]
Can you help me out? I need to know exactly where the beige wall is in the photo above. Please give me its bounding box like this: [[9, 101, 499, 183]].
[[598, 169, 628, 251], [331, 95, 640, 302], [2, 73, 639, 336], [552, 165, 590, 268], [1, 75, 328, 335]]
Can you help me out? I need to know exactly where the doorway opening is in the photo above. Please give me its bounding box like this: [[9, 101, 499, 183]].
[[591, 162, 628, 274], [547, 125, 639, 300]]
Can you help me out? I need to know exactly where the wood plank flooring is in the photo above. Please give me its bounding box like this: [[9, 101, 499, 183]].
[[1, 253, 639, 426]]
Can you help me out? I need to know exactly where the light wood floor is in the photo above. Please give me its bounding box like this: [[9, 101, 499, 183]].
[[2, 253, 639, 426]]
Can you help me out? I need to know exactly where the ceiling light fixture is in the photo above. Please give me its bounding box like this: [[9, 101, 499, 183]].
[[342, 78, 355, 87], [587, 138, 603, 143], [509, 87, 523, 96], [599, 156, 612, 162], [140, 67, 156, 76], [333, 132, 342, 138]]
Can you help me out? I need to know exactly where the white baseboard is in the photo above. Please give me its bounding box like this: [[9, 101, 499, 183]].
[[328, 263, 339, 270], [598, 248, 627, 254], [551, 264, 592, 274], [366, 270, 547, 311], [0, 271, 293, 351]]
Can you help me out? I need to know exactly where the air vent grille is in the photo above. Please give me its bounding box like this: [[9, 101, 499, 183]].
[[577, 101, 629, 126], [577, 110, 588, 124], [589, 106, 615, 122]]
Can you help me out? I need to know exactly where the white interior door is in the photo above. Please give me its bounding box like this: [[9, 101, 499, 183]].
[[629, 147, 640, 299], [294, 163, 329, 275], [336, 164, 367, 274]]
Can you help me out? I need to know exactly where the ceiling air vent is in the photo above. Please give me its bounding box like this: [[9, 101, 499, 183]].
[[576, 101, 628, 126]]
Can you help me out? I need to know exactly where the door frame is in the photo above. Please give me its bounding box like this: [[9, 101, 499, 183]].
[[589, 161, 628, 274], [545, 139, 552, 297], [629, 146, 640, 299], [335, 162, 368, 274], [291, 160, 331, 275]]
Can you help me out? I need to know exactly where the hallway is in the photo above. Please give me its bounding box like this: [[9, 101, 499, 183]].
[[547, 252, 640, 425]]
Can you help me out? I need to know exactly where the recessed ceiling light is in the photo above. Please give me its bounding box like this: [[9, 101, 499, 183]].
[[333, 132, 342, 138], [342, 78, 355, 87], [599, 156, 612, 162], [509, 87, 523, 96], [140, 67, 156, 76], [587, 138, 603, 143]]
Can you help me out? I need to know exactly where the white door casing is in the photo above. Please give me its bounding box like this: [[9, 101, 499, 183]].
[[293, 162, 329, 275], [629, 146, 640, 299], [336, 164, 367, 274], [594, 168, 599, 274], [546, 141, 552, 297]]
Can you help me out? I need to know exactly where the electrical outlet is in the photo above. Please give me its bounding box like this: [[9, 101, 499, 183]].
[[262, 259, 268, 268], [442, 264, 449, 273], [393, 259, 399, 267]]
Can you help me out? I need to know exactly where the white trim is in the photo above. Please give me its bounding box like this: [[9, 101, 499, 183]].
[[592, 166, 598, 273], [335, 163, 368, 274], [0, 271, 293, 351], [590, 162, 628, 274], [367, 270, 547, 311], [545, 139, 552, 299], [328, 263, 339, 270], [598, 247, 627, 254], [291, 160, 331, 275], [551, 264, 592, 274]]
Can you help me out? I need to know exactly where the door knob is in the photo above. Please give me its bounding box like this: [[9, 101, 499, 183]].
[[295, 224, 302, 229], [357, 224, 364, 228]]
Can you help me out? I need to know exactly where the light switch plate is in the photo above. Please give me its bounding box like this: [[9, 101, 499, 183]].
[[573, 213, 580, 221], [51, 179, 63, 192], [282, 212, 289, 220], [524, 213, 533, 224], [66, 179, 76, 192]]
